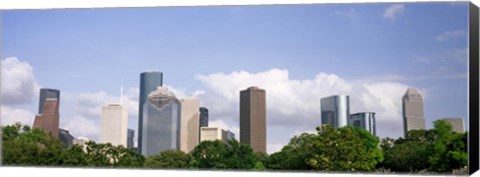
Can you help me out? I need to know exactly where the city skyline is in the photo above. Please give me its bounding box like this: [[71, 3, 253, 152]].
[[1, 2, 469, 154]]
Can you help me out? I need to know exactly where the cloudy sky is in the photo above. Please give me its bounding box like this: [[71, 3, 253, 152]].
[[1, 2, 469, 154]]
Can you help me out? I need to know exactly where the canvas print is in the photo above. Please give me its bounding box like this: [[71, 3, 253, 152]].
[[0, 1, 472, 175]]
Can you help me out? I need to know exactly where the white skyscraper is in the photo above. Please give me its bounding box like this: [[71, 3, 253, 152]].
[[179, 98, 200, 153], [100, 104, 128, 147]]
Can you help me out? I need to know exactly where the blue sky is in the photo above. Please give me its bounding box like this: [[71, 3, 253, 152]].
[[1, 2, 469, 153]]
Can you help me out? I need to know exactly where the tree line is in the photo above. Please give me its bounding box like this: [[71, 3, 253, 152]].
[[1, 120, 467, 173]]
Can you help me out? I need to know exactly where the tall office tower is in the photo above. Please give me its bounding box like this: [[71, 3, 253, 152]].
[[100, 104, 128, 147], [59, 128, 74, 148], [127, 129, 135, 149], [321, 95, 350, 130], [38, 88, 60, 114], [199, 107, 209, 127], [240, 86, 266, 153], [141, 86, 180, 157], [179, 98, 200, 153], [349, 112, 376, 136], [33, 98, 60, 138], [200, 127, 234, 143], [440, 118, 465, 133], [402, 88, 425, 136], [138, 71, 163, 153]]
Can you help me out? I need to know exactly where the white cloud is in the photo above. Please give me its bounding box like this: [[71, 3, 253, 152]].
[[1, 57, 41, 105], [195, 68, 417, 151], [63, 115, 99, 140], [0, 105, 35, 126], [435, 30, 466, 42], [383, 4, 405, 21]]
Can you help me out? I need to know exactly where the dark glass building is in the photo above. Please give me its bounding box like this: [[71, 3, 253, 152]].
[[138, 71, 163, 154], [141, 87, 180, 157], [38, 88, 60, 114], [127, 129, 134, 149], [240, 86, 266, 153], [59, 128, 74, 147], [199, 107, 209, 127]]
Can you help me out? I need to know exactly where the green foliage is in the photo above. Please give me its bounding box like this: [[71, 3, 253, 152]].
[[306, 125, 382, 172], [189, 139, 256, 169], [265, 133, 315, 170], [144, 150, 192, 168]]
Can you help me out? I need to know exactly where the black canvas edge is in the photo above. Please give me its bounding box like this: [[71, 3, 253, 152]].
[[469, 1, 479, 175]]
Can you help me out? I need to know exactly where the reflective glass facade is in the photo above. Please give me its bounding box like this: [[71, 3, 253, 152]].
[[38, 88, 60, 114], [141, 87, 180, 157], [321, 95, 350, 129], [199, 107, 209, 127], [138, 71, 163, 153], [349, 112, 376, 136]]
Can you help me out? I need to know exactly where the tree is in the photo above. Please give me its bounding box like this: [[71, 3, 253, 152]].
[[306, 125, 383, 172], [190, 139, 256, 169], [265, 133, 315, 170], [144, 150, 192, 168], [223, 139, 256, 169]]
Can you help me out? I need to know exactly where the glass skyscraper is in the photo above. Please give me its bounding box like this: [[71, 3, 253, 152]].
[[38, 88, 60, 114], [138, 71, 163, 154], [199, 107, 209, 127], [321, 95, 350, 130], [349, 112, 376, 136], [141, 86, 180, 157]]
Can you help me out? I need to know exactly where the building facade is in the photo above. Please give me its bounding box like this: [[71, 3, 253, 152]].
[[321, 95, 350, 130], [402, 88, 425, 136], [200, 127, 235, 143], [179, 98, 200, 153], [33, 98, 60, 138], [349, 112, 376, 136], [100, 104, 128, 147], [199, 107, 209, 127], [138, 71, 163, 153], [38, 88, 60, 114], [141, 87, 180, 157], [440, 118, 465, 133], [240, 86, 266, 153], [59, 128, 74, 148], [127, 129, 135, 149]]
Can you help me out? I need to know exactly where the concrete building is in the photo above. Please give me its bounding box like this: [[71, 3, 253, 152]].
[[127, 129, 135, 149], [349, 112, 376, 136], [402, 88, 425, 136], [141, 86, 180, 157], [138, 71, 163, 153], [440, 118, 465, 133], [179, 98, 200, 153], [73, 137, 90, 151], [100, 104, 128, 147], [200, 127, 235, 143], [33, 98, 60, 139], [199, 107, 209, 127], [240, 86, 266, 153], [321, 95, 350, 130], [59, 128, 74, 148]]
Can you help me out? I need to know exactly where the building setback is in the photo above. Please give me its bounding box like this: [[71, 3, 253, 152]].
[[402, 88, 425, 136], [100, 104, 128, 147], [349, 112, 376, 136], [321, 95, 350, 130], [240, 86, 266, 153], [138, 71, 163, 153], [179, 98, 200, 153], [38, 88, 60, 114], [141, 86, 180, 157], [199, 107, 209, 127], [440, 118, 465, 133], [33, 98, 60, 139]]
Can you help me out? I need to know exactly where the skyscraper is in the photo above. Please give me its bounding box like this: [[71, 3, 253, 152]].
[[100, 104, 128, 147], [199, 107, 209, 127], [349, 112, 376, 136], [141, 86, 180, 157], [402, 88, 425, 136], [240, 86, 266, 153], [38, 88, 60, 114], [33, 98, 60, 138], [138, 71, 163, 153], [321, 95, 350, 130], [440, 117, 465, 133], [127, 129, 134, 149], [200, 127, 235, 143], [179, 98, 200, 153]]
